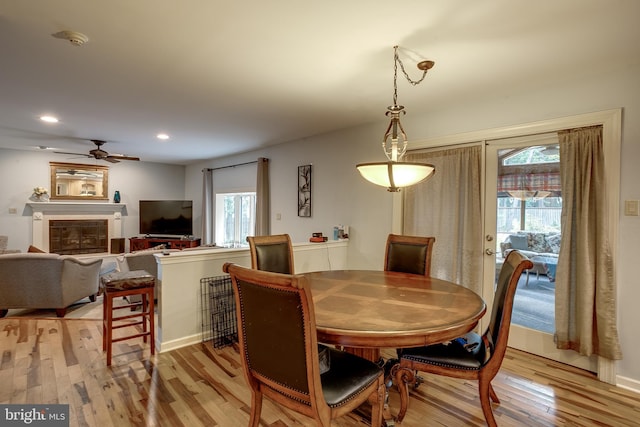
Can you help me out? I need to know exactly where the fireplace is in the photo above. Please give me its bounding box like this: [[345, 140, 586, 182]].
[[49, 219, 108, 254], [28, 202, 126, 255]]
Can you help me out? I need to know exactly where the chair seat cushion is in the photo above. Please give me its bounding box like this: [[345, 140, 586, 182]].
[[398, 332, 487, 370], [100, 270, 155, 291], [321, 347, 383, 408]]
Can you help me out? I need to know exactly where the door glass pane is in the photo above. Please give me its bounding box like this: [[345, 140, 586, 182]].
[[496, 145, 561, 334]]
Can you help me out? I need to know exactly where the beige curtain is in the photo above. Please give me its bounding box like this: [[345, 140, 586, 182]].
[[255, 157, 270, 236], [201, 169, 214, 245], [555, 126, 622, 360], [404, 145, 483, 294]]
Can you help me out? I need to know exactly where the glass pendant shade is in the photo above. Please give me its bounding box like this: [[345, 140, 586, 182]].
[[357, 162, 435, 192]]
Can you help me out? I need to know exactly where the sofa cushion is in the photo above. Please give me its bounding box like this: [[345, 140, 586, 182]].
[[28, 245, 46, 253], [509, 234, 529, 250]]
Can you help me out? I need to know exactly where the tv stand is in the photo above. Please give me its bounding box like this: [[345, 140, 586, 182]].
[[129, 236, 201, 251]]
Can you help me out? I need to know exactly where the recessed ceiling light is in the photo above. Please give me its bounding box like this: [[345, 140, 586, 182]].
[[157, 133, 170, 140], [40, 115, 59, 123], [52, 30, 89, 46]]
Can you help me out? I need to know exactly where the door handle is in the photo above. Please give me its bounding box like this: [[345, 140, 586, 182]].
[[485, 248, 495, 256]]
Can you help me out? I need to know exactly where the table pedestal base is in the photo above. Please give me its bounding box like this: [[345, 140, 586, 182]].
[[342, 346, 381, 362]]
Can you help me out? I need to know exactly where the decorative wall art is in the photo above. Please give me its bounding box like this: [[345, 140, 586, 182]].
[[298, 164, 311, 217]]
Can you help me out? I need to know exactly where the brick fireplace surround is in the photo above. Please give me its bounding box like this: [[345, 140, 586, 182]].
[[27, 202, 126, 255]]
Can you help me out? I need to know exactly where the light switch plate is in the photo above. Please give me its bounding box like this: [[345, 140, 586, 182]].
[[624, 200, 639, 216]]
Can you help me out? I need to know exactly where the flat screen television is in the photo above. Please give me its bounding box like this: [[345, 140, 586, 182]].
[[139, 200, 193, 236]]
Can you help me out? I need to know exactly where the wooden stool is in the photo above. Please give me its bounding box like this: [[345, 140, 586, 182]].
[[101, 270, 155, 366]]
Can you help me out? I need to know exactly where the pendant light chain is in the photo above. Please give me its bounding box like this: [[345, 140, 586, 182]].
[[393, 48, 399, 106], [394, 46, 429, 90]]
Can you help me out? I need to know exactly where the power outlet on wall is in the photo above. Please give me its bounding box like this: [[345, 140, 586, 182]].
[[624, 200, 640, 216]]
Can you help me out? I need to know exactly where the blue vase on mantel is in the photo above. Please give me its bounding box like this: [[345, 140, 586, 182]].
[[114, 190, 121, 203]]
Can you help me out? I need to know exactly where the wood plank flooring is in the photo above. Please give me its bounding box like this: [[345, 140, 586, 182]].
[[1, 318, 639, 426]]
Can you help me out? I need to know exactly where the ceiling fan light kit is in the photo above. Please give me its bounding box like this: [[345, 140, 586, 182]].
[[356, 46, 436, 192]]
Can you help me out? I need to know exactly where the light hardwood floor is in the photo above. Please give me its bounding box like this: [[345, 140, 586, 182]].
[[1, 318, 638, 426]]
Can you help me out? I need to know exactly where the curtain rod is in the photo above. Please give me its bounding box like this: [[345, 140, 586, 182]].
[[202, 160, 260, 172]]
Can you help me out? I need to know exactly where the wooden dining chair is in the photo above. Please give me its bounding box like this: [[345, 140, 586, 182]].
[[222, 262, 386, 427], [393, 250, 532, 426], [247, 233, 294, 274], [384, 234, 436, 277]]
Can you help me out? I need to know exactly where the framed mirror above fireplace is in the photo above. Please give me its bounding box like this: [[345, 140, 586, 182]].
[[50, 162, 109, 201]]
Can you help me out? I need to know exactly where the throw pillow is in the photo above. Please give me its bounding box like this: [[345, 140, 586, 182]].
[[546, 233, 562, 253], [116, 254, 130, 272], [27, 245, 46, 253], [528, 233, 549, 253], [100, 261, 118, 276], [509, 234, 529, 250]]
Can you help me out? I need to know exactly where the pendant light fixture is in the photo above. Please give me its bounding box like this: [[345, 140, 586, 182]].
[[356, 46, 436, 192]]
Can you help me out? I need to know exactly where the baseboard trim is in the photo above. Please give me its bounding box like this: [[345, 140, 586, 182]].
[[157, 332, 202, 353], [616, 375, 640, 395]]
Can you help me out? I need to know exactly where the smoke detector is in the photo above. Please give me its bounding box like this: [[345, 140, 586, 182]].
[[52, 30, 89, 46]]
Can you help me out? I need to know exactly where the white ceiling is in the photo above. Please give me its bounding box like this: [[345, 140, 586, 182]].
[[1, 1, 638, 165]]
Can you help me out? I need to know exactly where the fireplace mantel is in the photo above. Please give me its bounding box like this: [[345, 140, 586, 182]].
[[28, 202, 126, 253], [27, 202, 126, 215]]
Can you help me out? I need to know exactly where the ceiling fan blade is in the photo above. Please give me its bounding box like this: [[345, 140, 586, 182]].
[[108, 155, 140, 161], [54, 151, 91, 157], [104, 157, 120, 163]]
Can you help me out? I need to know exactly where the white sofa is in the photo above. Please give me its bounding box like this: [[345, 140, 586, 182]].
[[0, 252, 102, 317]]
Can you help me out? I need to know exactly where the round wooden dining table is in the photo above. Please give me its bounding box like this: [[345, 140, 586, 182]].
[[306, 270, 487, 361]]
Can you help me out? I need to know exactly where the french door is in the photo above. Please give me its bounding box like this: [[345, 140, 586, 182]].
[[483, 135, 597, 372], [398, 110, 621, 380]]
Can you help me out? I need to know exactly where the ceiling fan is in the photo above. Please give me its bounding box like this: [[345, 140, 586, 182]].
[[55, 139, 140, 163]]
